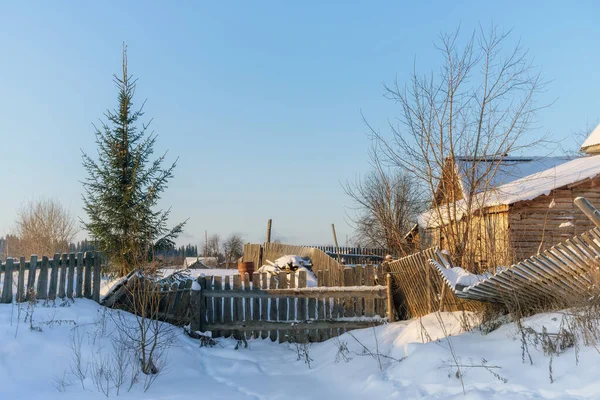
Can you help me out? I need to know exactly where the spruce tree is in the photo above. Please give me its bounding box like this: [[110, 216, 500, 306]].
[[82, 45, 185, 276]]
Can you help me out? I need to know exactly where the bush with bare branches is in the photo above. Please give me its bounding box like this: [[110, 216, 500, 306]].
[[9, 198, 78, 257]]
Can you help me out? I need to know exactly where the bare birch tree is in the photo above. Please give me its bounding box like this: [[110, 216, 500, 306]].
[[11, 198, 78, 257], [371, 25, 548, 270]]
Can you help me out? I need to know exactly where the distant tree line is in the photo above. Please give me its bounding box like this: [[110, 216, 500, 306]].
[[154, 243, 199, 261]]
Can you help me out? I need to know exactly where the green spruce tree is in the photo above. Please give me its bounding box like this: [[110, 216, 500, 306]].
[[82, 45, 185, 276]]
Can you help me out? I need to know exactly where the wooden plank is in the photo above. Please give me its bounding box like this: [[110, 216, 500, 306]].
[[364, 265, 375, 317], [17, 257, 26, 302], [84, 252, 92, 299], [59, 253, 68, 299], [67, 253, 76, 299], [27, 255, 38, 297], [1, 258, 13, 303], [355, 267, 364, 316], [204, 276, 214, 333], [233, 274, 243, 341], [386, 273, 395, 322], [47, 253, 60, 300], [176, 280, 193, 324], [206, 319, 385, 332], [343, 268, 355, 318], [316, 270, 328, 342], [260, 273, 268, 339], [296, 271, 307, 343], [243, 273, 251, 341], [166, 282, 179, 322], [202, 286, 388, 299], [223, 276, 232, 338], [278, 274, 289, 343], [252, 272, 260, 339], [190, 276, 205, 331], [76, 252, 84, 298], [92, 252, 101, 302], [213, 276, 223, 338], [36, 256, 49, 300], [269, 275, 278, 342]]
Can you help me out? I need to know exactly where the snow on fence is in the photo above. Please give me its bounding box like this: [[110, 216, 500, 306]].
[[191, 267, 392, 343], [432, 226, 600, 305], [0, 252, 103, 304], [242, 243, 349, 286], [387, 248, 486, 319], [103, 266, 393, 343]]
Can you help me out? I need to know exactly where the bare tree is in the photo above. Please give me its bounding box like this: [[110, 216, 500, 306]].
[[10, 198, 78, 257], [206, 234, 223, 261], [344, 149, 424, 255], [371, 25, 548, 271], [223, 233, 244, 267]]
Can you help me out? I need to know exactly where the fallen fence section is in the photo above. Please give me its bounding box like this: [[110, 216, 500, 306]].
[[432, 227, 600, 305], [0, 252, 103, 303]]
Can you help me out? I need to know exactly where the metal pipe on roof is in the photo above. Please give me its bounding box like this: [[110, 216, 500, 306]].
[[574, 197, 600, 229]]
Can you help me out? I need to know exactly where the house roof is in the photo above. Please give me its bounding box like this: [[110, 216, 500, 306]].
[[581, 124, 600, 152], [418, 154, 600, 228], [454, 156, 572, 196]]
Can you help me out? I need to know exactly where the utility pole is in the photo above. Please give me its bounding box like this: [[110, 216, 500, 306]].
[[266, 219, 272, 244], [331, 223, 341, 264], [204, 230, 208, 258]]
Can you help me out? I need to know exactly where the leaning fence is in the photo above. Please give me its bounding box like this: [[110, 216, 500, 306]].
[[0, 252, 103, 303], [387, 248, 486, 319]]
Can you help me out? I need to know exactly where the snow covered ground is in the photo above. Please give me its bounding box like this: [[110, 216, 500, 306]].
[[0, 299, 598, 399]]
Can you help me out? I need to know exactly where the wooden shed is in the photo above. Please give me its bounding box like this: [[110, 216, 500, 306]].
[[413, 128, 600, 269]]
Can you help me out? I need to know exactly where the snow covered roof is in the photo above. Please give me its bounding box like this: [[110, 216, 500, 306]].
[[419, 154, 600, 228], [455, 156, 572, 196], [581, 123, 600, 154]]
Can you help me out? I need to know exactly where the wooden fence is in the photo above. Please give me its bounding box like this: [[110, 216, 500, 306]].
[[432, 227, 600, 306], [0, 252, 103, 303], [105, 266, 392, 343], [191, 267, 392, 343], [242, 243, 348, 286], [387, 248, 486, 319]]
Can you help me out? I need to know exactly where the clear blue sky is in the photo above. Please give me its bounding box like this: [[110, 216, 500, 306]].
[[0, 1, 599, 247]]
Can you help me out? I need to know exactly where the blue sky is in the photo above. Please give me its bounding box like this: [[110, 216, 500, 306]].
[[0, 1, 599, 247]]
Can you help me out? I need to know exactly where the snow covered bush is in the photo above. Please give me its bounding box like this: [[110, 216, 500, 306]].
[[257, 255, 318, 287]]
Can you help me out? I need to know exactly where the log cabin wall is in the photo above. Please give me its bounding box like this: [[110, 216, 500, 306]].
[[508, 176, 600, 261], [418, 209, 512, 271]]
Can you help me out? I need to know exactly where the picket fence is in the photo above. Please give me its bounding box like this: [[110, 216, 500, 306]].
[[0, 252, 103, 303], [103, 265, 393, 343], [190, 267, 393, 343]]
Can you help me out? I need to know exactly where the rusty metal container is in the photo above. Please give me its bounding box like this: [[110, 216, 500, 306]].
[[238, 261, 255, 276]]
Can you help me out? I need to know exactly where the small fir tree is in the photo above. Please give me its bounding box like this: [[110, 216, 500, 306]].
[[82, 45, 185, 276]]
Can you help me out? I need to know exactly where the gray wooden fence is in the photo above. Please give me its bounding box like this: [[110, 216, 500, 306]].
[[0, 252, 103, 303], [191, 267, 392, 343]]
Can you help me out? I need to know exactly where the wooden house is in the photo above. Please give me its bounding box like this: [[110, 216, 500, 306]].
[[412, 126, 600, 269]]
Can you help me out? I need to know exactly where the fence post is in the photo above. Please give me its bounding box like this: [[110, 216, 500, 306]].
[[190, 276, 206, 332], [1, 258, 14, 303], [17, 257, 26, 302], [386, 273, 395, 323], [84, 252, 93, 299], [93, 252, 101, 302]]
